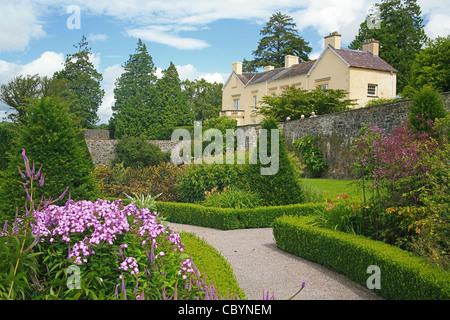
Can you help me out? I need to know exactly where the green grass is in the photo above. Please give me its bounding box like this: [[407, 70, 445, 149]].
[[180, 231, 247, 299], [302, 178, 363, 202]]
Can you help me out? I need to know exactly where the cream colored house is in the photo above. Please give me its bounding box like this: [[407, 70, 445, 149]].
[[221, 32, 397, 126]]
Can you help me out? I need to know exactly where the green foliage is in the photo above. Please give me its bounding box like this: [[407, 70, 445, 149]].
[[408, 86, 447, 132], [365, 97, 398, 107], [93, 163, 182, 202], [176, 163, 240, 204], [54, 35, 104, 128], [180, 232, 246, 299], [202, 186, 261, 209], [273, 215, 450, 300], [403, 36, 450, 96], [243, 12, 311, 72], [123, 191, 161, 211], [156, 62, 195, 127], [182, 78, 223, 122], [239, 118, 304, 206], [0, 122, 16, 171], [259, 87, 353, 121], [349, 0, 428, 92], [111, 39, 160, 139], [112, 135, 170, 168], [157, 201, 324, 230], [0, 97, 98, 220], [293, 135, 328, 178]]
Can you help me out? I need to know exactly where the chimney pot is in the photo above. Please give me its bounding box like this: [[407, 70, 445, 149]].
[[264, 65, 275, 72], [324, 31, 341, 50], [232, 62, 243, 75], [362, 39, 380, 56], [284, 55, 299, 69]]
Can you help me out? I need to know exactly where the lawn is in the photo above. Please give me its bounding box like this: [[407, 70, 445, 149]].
[[302, 178, 364, 202]]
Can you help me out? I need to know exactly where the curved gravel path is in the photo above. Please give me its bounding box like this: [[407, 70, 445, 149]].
[[169, 222, 383, 300]]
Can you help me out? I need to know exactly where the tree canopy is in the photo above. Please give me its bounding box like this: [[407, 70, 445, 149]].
[[55, 35, 104, 128], [243, 12, 312, 72], [349, 0, 427, 93], [258, 87, 355, 121]]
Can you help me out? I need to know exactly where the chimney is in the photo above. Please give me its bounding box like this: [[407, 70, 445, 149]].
[[232, 62, 243, 75], [362, 39, 380, 56], [264, 65, 275, 72], [284, 55, 299, 69], [324, 31, 341, 49]]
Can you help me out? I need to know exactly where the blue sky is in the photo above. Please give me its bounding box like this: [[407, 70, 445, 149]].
[[0, 0, 449, 124]]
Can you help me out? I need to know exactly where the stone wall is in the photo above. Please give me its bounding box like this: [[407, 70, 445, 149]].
[[280, 92, 450, 179], [83, 131, 181, 167]]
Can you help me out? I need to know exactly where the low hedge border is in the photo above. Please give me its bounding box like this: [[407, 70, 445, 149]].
[[180, 231, 247, 299], [272, 215, 450, 300], [156, 201, 325, 230]]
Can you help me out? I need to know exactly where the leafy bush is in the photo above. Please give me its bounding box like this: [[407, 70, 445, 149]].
[[239, 118, 304, 206], [176, 163, 240, 203], [351, 119, 449, 267], [112, 135, 170, 168], [93, 163, 182, 202], [202, 186, 261, 209], [273, 215, 450, 300], [408, 86, 446, 132], [293, 134, 328, 178], [0, 122, 16, 172], [0, 98, 98, 221]]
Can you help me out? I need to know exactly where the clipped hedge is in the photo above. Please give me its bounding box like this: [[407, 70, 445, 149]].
[[272, 215, 450, 300], [180, 232, 246, 299], [156, 201, 324, 230]]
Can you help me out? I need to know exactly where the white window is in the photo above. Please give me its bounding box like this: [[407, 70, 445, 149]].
[[253, 96, 257, 110], [234, 99, 240, 110], [368, 84, 378, 96], [321, 84, 328, 90]]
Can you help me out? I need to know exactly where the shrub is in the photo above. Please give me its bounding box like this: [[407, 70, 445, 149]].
[[176, 163, 240, 203], [0, 98, 98, 221], [93, 163, 182, 202], [293, 134, 328, 178], [239, 118, 304, 206], [273, 215, 450, 300], [202, 186, 261, 209], [408, 86, 446, 132], [0, 122, 16, 172], [112, 135, 170, 168], [351, 120, 449, 267]]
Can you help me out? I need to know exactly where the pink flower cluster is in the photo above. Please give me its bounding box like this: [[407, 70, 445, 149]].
[[119, 257, 139, 275]]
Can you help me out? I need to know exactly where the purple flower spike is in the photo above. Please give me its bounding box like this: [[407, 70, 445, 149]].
[[18, 166, 26, 179]]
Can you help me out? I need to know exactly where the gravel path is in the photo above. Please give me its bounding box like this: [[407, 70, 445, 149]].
[[169, 222, 383, 300]]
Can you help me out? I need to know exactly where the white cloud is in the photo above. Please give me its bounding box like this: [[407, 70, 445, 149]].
[[0, 0, 46, 52], [127, 26, 210, 50], [424, 13, 450, 39], [0, 51, 65, 85], [97, 64, 124, 124]]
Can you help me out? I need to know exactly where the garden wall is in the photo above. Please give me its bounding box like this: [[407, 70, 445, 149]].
[[279, 92, 450, 179], [84, 93, 449, 176], [83, 130, 180, 167]]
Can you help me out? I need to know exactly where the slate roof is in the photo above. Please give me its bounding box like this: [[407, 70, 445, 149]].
[[332, 47, 398, 72], [236, 46, 396, 87]]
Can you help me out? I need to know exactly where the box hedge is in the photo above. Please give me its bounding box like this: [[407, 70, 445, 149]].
[[156, 201, 324, 230], [272, 215, 450, 300]]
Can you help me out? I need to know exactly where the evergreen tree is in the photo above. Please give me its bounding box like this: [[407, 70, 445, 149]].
[[183, 78, 223, 121], [157, 62, 194, 127], [111, 39, 160, 139], [349, 0, 427, 93], [243, 12, 312, 72], [55, 35, 104, 128], [0, 97, 98, 221]]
